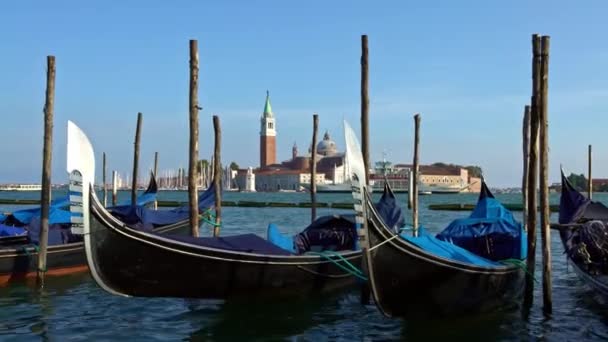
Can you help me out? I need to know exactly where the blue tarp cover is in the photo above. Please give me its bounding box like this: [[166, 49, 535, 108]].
[[401, 227, 500, 267], [435, 182, 526, 261], [110, 183, 217, 228]]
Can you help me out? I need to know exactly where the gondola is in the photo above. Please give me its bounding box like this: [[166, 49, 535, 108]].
[[342, 121, 526, 318], [0, 163, 215, 286], [68, 121, 404, 300], [556, 169, 608, 298]]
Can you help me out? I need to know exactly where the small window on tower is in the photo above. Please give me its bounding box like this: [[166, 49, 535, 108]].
[[268, 122, 273, 129]]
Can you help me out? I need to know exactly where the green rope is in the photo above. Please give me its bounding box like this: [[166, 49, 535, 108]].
[[308, 251, 368, 281], [200, 208, 221, 227], [500, 258, 538, 284]]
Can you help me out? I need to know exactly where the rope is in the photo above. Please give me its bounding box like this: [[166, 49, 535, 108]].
[[368, 226, 414, 252], [500, 258, 538, 283], [307, 251, 368, 281]]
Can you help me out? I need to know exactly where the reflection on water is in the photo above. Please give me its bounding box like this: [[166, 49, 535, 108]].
[[2, 191, 608, 340]]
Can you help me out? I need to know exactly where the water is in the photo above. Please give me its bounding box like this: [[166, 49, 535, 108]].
[[2, 190, 608, 341]]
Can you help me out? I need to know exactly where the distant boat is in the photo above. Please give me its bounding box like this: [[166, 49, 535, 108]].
[[302, 182, 352, 193], [0, 184, 42, 191]]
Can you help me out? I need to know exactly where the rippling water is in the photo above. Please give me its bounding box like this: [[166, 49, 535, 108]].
[[2, 191, 608, 340]]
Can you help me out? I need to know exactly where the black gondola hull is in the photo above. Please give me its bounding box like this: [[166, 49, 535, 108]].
[[87, 195, 362, 299], [0, 219, 189, 286], [364, 193, 525, 318]]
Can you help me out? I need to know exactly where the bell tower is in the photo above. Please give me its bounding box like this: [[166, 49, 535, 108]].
[[260, 90, 276, 168]]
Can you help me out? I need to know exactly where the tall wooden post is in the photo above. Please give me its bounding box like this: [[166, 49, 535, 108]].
[[588, 145, 593, 199], [212, 115, 222, 237], [188, 39, 200, 237], [539, 35, 552, 314], [522, 106, 531, 229], [310, 114, 319, 223], [412, 114, 421, 237], [37, 55, 55, 286], [153, 152, 159, 209], [361, 34, 370, 184], [102, 152, 107, 207], [525, 34, 541, 307], [131, 112, 143, 206], [359, 34, 372, 305], [112, 170, 118, 206]]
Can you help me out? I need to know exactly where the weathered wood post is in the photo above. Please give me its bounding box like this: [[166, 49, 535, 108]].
[[361, 34, 370, 184], [359, 34, 371, 305], [213, 115, 222, 237], [188, 39, 200, 237], [37, 55, 55, 287], [102, 152, 107, 207], [153, 152, 159, 209], [522, 106, 530, 230], [112, 170, 118, 206], [588, 145, 593, 199], [524, 34, 541, 307], [310, 114, 319, 223], [412, 114, 421, 237], [539, 35, 552, 314], [131, 112, 143, 205]]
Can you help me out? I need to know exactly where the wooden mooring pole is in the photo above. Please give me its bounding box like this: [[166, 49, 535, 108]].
[[102, 152, 107, 207], [524, 34, 541, 307], [37, 55, 55, 287], [188, 39, 200, 237], [213, 115, 222, 237], [361, 34, 370, 184], [112, 171, 118, 206], [588, 145, 593, 199], [359, 34, 371, 305], [131, 112, 143, 206], [310, 114, 319, 223], [539, 35, 552, 314], [522, 106, 530, 230], [154, 152, 159, 209], [412, 114, 421, 237]]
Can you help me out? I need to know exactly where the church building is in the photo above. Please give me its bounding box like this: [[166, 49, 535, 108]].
[[234, 92, 347, 192]]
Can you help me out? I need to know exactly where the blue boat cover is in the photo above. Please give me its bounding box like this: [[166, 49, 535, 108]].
[[375, 181, 405, 232], [0, 223, 27, 237], [401, 227, 500, 267], [162, 233, 292, 256], [435, 181, 526, 261], [110, 183, 217, 228]]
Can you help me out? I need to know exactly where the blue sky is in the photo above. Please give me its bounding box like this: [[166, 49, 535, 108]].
[[1, 0, 607, 187]]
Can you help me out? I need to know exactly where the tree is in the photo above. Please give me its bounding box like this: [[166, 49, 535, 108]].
[[197, 159, 209, 173], [230, 161, 240, 170], [465, 165, 483, 178], [567, 173, 587, 191]]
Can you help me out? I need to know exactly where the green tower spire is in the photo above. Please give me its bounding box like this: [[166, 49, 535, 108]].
[[263, 90, 273, 117]]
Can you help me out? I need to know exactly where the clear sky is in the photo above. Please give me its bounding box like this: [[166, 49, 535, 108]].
[[1, 0, 607, 187]]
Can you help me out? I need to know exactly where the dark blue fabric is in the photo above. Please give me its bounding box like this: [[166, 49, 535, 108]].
[[436, 182, 526, 261], [375, 182, 405, 231], [0, 223, 27, 237], [116, 173, 159, 206], [110, 183, 217, 227], [559, 170, 608, 224], [559, 171, 590, 224], [25, 219, 82, 245], [162, 233, 293, 255]]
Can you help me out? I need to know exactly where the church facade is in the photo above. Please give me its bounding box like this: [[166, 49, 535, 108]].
[[234, 92, 346, 192]]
